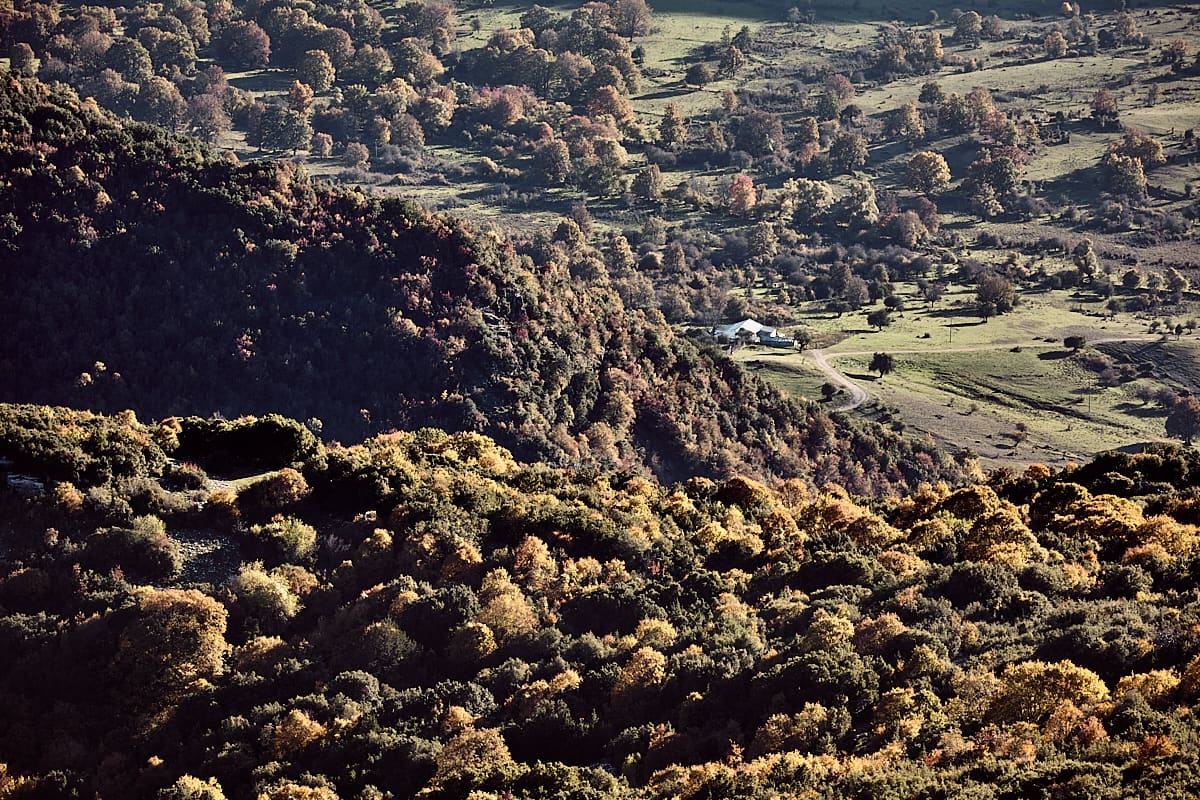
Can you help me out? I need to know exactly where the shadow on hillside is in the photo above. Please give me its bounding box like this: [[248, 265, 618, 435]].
[[1038, 350, 1072, 360]]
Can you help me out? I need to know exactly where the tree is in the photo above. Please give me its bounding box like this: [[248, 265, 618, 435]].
[[187, 92, 231, 143], [825, 72, 855, 100], [988, 660, 1110, 724], [892, 100, 925, 141], [310, 132, 333, 157], [1073, 239, 1099, 277], [684, 62, 714, 86], [611, 0, 653, 39], [250, 102, 313, 154], [631, 164, 663, 202], [976, 271, 1016, 316], [534, 139, 571, 185], [843, 178, 878, 227], [1065, 335, 1086, 351], [111, 588, 229, 713], [906, 151, 951, 195], [346, 44, 394, 88], [728, 173, 757, 214], [955, 11, 982, 44], [1102, 153, 1146, 198], [9, 42, 37, 76], [286, 80, 314, 115], [791, 177, 833, 226], [136, 76, 187, 130], [735, 109, 785, 156], [658, 102, 687, 149], [1166, 396, 1200, 446], [922, 31, 944, 64], [719, 44, 746, 77], [829, 132, 868, 173], [106, 38, 154, 83], [1163, 37, 1193, 67], [871, 352, 895, 377], [216, 21, 270, 69], [919, 81, 944, 105], [1110, 128, 1166, 168], [1045, 30, 1069, 58], [391, 38, 440, 86], [343, 141, 370, 168], [158, 775, 228, 800], [298, 49, 335, 93], [1091, 89, 1119, 129], [587, 84, 634, 125], [867, 309, 892, 331]]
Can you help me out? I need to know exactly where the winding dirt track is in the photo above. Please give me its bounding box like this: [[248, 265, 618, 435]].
[[807, 336, 1159, 413]]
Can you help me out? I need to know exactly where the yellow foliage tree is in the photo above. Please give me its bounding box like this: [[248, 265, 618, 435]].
[[271, 709, 327, 758], [987, 660, 1109, 724]]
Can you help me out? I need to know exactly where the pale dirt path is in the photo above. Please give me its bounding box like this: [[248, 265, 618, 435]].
[[808, 336, 1159, 413], [809, 349, 869, 412]]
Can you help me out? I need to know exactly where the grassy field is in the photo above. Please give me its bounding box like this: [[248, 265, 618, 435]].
[[733, 284, 1200, 468]]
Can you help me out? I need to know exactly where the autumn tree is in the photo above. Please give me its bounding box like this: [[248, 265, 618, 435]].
[[187, 92, 231, 143], [611, 0, 653, 39], [719, 44, 746, 77], [1045, 30, 1068, 58], [1091, 89, 1119, 129], [1109, 128, 1166, 168], [987, 660, 1110, 724], [250, 102, 312, 154], [298, 49, 335, 93], [216, 21, 270, 69], [892, 100, 925, 141], [631, 163, 663, 202], [922, 31, 944, 64], [136, 77, 187, 130], [790, 177, 833, 226], [658, 102, 687, 149], [906, 150, 951, 195], [1103, 152, 1147, 198], [843, 178, 879, 227], [111, 588, 229, 717], [727, 173, 757, 215]]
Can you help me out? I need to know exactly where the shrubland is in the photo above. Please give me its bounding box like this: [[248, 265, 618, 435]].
[[3, 405, 1200, 797]]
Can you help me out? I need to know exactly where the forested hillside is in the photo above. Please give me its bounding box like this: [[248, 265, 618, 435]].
[[0, 76, 963, 493], [5, 405, 1200, 798]]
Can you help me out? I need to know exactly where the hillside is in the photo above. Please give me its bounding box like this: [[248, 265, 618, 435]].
[[5, 406, 1200, 798], [0, 76, 964, 493]]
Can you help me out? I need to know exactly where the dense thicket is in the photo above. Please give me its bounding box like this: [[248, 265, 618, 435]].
[[5, 406, 1200, 798], [0, 77, 961, 493]]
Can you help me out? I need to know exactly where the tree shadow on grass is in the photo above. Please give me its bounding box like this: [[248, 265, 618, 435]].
[[1113, 402, 1169, 419], [637, 86, 696, 102], [1038, 350, 1072, 360]]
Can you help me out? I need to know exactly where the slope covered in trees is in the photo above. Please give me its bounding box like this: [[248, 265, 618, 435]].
[[5, 405, 1200, 798], [0, 77, 961, 493]]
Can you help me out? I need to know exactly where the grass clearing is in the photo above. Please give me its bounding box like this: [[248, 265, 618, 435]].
[[734, 285, 1196, 468]]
